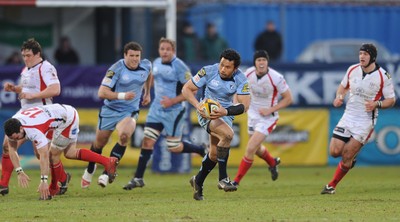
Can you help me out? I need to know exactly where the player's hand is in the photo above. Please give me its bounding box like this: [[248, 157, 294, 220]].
[[333, 96, 344, 107], [209, 106, 226, 119], [3, 82, 16, 92], [365, 100, 377, 112], [18, 92, 36, 100], [125, 92, 135, 100], [160, 96, 174, 108], [259, 108, 273, 116], [196, 102, 207, 118], [17, 172, 31, 188], [141, 94, 151, 106], [38, 181, 51, 200]]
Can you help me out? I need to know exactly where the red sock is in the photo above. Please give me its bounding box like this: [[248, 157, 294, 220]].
[[234, 157, 253, 184], [0, 154, 14, 187], [328, 161, 350, 188], [50, 161, 66, 189], [260, 148, 275, 167], [77, 149, 108, 167]]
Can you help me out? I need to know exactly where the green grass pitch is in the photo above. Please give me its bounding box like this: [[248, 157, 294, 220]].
[[1, 166, 399, 221]]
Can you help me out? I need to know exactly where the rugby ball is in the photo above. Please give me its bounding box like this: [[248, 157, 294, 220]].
[[201, 98, 220, 118]]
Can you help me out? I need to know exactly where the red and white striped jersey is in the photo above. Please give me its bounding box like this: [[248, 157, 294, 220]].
[[245, 66, 290, 118], [341, 64, 395, 121], [20, 60, 59, 109], [13, 104, 76, 149]]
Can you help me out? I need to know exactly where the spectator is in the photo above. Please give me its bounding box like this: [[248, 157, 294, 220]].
[[54, 36, 80, 64], [178, 21, 201, 63], [254, 20, 283, 61], [5, 51, 23, 65], [201, 23, 228, 62]]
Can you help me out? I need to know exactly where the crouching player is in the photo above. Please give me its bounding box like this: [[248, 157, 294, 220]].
[[3, 103, 119, 200]]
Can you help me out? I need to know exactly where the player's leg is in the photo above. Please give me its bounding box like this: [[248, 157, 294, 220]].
[[48, 147, 66, 196], [190, 134, 218, 201], [208, 118, 237, 192], [123, 122, 161, 190], [97, 115, 136, 186], [234, 131, 266, 185], [165, 109, 206, 156]]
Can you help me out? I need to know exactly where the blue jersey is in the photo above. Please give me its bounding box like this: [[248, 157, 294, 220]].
[[101, 59, 151, 112], [151, 56, 191, 110], [192, 63, 249, 108]]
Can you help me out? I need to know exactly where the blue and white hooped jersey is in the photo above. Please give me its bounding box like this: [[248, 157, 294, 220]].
[[192, 63, 250, 108], [151, 56, 191, 110], [101, 59, 152, 112]]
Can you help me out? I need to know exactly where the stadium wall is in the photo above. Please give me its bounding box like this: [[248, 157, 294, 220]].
[[186, 3, 400, 63]]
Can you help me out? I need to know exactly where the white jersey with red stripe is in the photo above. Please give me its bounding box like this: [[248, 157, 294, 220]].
[[245, 66, 290, 120], [20, 60, 60, 109], [13, 104, 78, 150], [341, 64, 395, 122]]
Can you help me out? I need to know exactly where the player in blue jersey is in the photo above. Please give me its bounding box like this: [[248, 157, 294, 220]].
[[123, 38, 206, 190], [81, 42, 152, 188], [182, 48, 251, 201]]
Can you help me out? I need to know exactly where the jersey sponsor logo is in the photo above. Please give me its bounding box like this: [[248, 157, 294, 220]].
[[197, 68, 206, 77], [105, 70, 115, 78], [242, 83, 249, 93]]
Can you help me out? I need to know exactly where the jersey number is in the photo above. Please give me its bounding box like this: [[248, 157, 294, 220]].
[[21, 107, 43, 118]]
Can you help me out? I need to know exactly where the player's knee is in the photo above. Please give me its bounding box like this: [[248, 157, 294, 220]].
[[119, 133, 129, 145], [144, 127, 160, 141], [329, 146, 341, 157], [220, 131, 233, 144], [166, 138, 181, 153]]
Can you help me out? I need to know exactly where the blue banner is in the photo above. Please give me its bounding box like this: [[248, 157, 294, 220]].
[[328, 108, 400, 166], [1, 62, 399, 108]]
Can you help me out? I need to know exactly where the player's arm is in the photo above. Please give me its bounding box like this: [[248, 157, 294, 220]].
[[98, 85, 135, 101], [333, 84, 348, 107], [36, 144, 51, 200], [182, 79, 201, 110], [28, 83, 60, 99], [141, 72, 153, 106], [3, 82, 22, 93], [7, 138, 31, 188], [263, 89, 293, 115]]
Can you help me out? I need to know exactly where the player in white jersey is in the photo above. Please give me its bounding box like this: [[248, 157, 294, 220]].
[[321, 43, 396, 195], [1, 38, 61, 196], [3, 104, 119, 200], [232, 50, 292, 187]]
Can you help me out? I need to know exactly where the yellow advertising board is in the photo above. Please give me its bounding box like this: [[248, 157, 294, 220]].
[[61, 108, 328, 167]]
